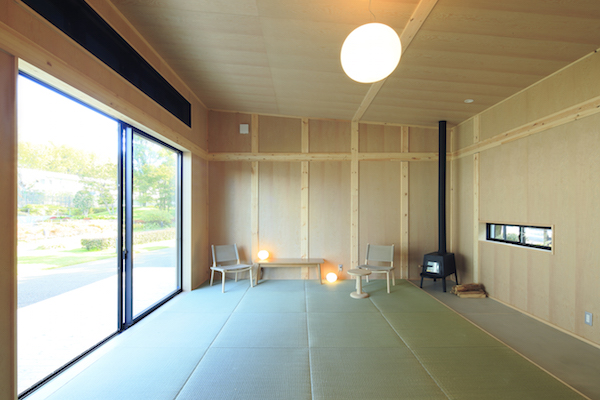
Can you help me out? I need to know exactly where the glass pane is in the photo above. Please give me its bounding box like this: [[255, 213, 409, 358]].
[[505, 225, 520, 243], [489, 224, 504, 240], [132, 134, 179, 317], [17, 75, 119, 393], [524, 227, 552, 248]]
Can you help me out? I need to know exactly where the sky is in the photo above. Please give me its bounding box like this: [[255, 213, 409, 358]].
[[17, 74, 119, 163]]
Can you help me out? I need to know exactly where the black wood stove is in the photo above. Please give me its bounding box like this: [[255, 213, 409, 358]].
[[420, 121, 459, 292]]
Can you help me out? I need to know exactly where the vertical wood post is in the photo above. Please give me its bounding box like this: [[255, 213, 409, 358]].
[[473, 116, 481, 283], [0, 51, 17, 400], [400, 126, 410, 279], [350, 121, 359, 268], [300, 118, 309, 277], [251, 115, 259, 264]]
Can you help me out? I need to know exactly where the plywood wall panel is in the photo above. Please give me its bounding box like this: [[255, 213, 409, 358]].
[[524, 52, 600, 125], [454, 119, 475, 152], [258, 162, 302, 261], [475, 52, 600, 145], [450, 156, 474, 284], [190, 154, 209, 289], [479, 140, 528, 223], [208, 161, 253, 261], [258, 115, 302, 153], [208, 111, 252, 152], [358, 124, 403, 153], [479, 242, 496, 295], [193, 98, 209, 151], [508, 246, 529, 312], [409, 126, 438, 153], [308, 119, 351, 153], [477, 113, 600, 345], [358, 161, 401, 276], [408, 162, 437, 279], [309, 162, 351, 278], [526, 249, 550, 322], [479, 96, 529, 142]]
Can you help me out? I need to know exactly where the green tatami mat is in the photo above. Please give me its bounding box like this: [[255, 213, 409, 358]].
[[254, 279, 308, 292], [310, 347, 447, 400], [414, 346, 584, 399], [385, 312, 504, 349], [368, 281, 454, 313], [306, 291, 379, 313], [159, 281, 248, 314], [175, 347, 311, 400], [308, 312, 405, 348], [27, 280, 592, 400], [45, 346, 207, 400], [118, 312, 230, 349], [212, 312, 308, 348], [235, 289, 307, 313]]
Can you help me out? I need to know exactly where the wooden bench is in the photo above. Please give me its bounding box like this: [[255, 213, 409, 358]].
[[255, 258, 324, 284]]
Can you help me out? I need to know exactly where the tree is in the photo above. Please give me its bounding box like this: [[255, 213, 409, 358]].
[[73, 190, 94, 216], [19, 142, 103, 176], [80, 162, 117, 214], [133, 138, 177, 210]]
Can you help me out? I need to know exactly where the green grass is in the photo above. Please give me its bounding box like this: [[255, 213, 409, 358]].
[[19, 248, 115, 269], [139, 245, 170, 252]]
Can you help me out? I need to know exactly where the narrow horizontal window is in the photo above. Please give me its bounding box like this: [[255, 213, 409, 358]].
[[486, 223, 552, 251]]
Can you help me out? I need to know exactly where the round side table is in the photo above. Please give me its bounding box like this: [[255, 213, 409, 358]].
[[347, 269, 371, 299]]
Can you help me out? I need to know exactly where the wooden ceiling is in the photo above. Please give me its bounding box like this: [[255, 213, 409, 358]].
[[110, 0, 600, 127]]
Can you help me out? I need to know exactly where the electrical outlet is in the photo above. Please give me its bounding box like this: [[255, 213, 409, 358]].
[[585, 312, 593, 326], [338, 264, 343, 272]]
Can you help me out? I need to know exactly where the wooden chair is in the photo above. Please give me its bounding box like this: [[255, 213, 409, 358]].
[[357, 244, 395, 293], [210, 244, 254, 293]]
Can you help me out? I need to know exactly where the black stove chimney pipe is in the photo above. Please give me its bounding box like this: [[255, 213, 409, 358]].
[[420, 120, 458, 292], [438, 120, 447, 254]]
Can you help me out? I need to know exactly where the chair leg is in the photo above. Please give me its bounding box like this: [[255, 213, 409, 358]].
[[386, 272, 390, 294], [392, 270, 395, 286], [210, 269, 215, 286], [249, 267, 254, 287], [235, 271, 239, 282], [420, 275, 424, 288], [222, 272, 226, 293]]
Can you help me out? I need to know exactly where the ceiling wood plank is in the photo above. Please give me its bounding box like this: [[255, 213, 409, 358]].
[[110, 0, 600, 127], [352, 0, 439, 122]]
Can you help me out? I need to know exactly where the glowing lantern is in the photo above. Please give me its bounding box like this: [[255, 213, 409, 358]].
[[340, 22, 401, 83]]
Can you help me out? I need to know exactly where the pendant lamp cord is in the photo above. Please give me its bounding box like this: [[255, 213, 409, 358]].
[[369, 0, 376, 21]]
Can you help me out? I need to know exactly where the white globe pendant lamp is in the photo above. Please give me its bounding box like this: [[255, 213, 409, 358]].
[[341, 22, 401, 84]]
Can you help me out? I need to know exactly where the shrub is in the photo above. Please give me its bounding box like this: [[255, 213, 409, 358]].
[[19, 204, 69, 216], [133, 208, 174, 227], [81, 237, 116, 251], [81, 228, 175, 251], [133, 228, 176, 245]]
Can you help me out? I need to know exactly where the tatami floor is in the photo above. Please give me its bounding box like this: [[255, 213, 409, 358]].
[[27, 278, 600, 400]]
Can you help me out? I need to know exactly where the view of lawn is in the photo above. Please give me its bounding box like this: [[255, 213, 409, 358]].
[[18, 242, 174, 270], [18, 248, 116, 269]]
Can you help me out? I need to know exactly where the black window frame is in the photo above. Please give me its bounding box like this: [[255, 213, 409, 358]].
[[486, 223, 552, 251], [17, 71, 183, 398]]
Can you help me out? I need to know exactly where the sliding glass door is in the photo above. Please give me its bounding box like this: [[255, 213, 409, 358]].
[[124, 129, 181, 321], [17, 73, 182, 396], [17, 74, 120, 393]]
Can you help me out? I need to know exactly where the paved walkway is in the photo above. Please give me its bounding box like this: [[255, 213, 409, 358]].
[[18, 267, 176, 393]]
